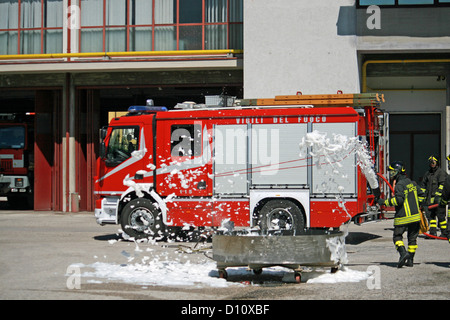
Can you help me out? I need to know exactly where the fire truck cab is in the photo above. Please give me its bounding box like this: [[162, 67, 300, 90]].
[[94, 93, 388, 239], [0, 113, 33, 206]]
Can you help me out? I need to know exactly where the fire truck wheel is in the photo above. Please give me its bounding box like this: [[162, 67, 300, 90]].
[[120, 198, 165, 239], [259, 199, 305, 234]]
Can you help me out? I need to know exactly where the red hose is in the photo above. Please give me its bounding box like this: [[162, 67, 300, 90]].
[[422, 232, 447, 240], [376, 173, 394, 194], [376, 174, 448, 241]]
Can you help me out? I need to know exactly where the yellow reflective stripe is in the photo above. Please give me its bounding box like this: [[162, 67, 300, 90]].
[[414, 190, 420, 210], [439, 221, 447, 229], [395, 240, 404, 248], [404, 197, 411, 217], [394, 214, 421, 225], [408, 245, 418, 253], [429, 220, 437, 228], [391, 197, 398, 206]]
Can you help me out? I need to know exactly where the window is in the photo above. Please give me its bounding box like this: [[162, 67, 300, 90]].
[[105, 126, 139, 167], [171, 124, 202, 158], [79, 0, 243, 52], [0, 126, 26, 149], [0, 0, 64, 55], [398, 0, 434, 3], [130, 0, 153, 51], [358, 0, 450, 5], [0, 0, 243, 55]]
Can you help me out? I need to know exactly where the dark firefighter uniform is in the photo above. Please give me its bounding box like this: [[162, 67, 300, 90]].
[[437, 154, 450, 243], [378, 161, 422, 268], [420, 155, 448, 237]]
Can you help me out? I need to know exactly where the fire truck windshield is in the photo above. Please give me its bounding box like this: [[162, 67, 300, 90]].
[[105, 126, 139, 167], [0, 125, 26, 149]]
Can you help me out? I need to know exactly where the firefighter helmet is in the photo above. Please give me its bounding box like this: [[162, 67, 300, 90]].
[[388, 161, 406, 179], [428, 155, 439, 167]]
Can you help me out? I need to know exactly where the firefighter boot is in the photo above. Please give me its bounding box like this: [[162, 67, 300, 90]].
[[397, 246, 410, 268], [439, 220, 448, 238], [405, 245, 417, 267], [429, 220, 437, 237], [405, 253, 415, 267]]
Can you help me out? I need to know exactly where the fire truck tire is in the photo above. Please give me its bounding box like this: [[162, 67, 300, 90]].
[[259, 199, 305, 234], [120, 198, 165, 239]]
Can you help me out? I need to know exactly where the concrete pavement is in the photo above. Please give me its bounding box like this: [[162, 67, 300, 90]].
[[0, 210, 449, 301]]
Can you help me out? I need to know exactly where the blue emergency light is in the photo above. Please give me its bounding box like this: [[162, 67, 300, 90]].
[[128, 105, 168, 114]]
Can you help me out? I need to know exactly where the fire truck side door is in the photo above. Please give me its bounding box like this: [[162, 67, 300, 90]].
[[156, 121, 212, 197]]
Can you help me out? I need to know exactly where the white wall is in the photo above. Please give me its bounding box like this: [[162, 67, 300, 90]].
[[244, 0, 359, 98]]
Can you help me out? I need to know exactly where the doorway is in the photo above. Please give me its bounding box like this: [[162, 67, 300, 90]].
[[389, 114, 441, 183]]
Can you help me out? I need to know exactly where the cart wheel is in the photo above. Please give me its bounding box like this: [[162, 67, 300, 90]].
[[331, 266, 339, 274], [253, 268, 262, 275], [218, 269, 228, 280], [294, 272, 302, 283]]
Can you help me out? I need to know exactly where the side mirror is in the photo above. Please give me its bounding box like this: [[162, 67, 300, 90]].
[[99, 141, 106, 159], [100, 127, 108, 140]]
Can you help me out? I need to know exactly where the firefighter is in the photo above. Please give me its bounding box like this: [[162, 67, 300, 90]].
[[377, 161, 422, 268], [436, 154, 450, 243], [420, 155, 448, 237]]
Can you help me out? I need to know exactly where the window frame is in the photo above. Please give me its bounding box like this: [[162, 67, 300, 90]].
[[357, 0, 450, 8], [0, 0, 64, 55], [170, 123, 202, 159], [0, 125, 27, 150], [79, 0, 243, 53]]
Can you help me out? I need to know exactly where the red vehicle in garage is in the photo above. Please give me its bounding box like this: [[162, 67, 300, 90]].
[[0, 113, 33, 207]]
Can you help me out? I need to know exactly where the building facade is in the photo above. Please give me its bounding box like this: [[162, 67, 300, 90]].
[[0, 0, 449, 212], [244, 0, 450, 183]]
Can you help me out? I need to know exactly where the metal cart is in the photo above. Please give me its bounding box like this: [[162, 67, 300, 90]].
[[212, 231, 345, 283]]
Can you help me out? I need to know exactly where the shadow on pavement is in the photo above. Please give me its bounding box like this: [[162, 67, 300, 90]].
[[345, 232, 382, 245]]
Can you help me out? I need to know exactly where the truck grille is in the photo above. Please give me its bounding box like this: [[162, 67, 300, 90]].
[[0, 159, 13, 174]]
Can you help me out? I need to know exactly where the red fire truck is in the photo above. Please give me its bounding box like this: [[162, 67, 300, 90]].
[[0, 113, 33, 207], [94, 93, 388, 239]]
